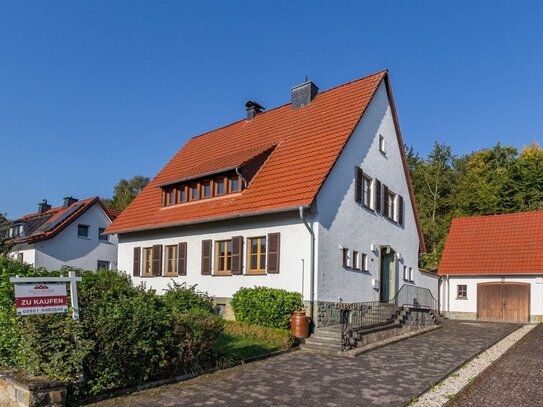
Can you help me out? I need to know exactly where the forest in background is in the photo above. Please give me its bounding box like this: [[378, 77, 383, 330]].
[[407, 141, 543, 271]]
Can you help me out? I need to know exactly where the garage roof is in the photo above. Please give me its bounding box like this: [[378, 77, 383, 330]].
[[439, 210, 543, 275]]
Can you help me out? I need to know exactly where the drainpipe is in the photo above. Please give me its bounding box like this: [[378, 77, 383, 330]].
[[299, 206, 315, 325], [235, 167, 248, 189], [447, 275, 451, 319]]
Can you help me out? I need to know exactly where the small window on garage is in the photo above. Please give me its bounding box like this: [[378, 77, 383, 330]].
[[457, 284, 467, 299]]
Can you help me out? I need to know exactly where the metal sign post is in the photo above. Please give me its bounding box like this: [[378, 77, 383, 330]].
[[10, 271, 82, 320]]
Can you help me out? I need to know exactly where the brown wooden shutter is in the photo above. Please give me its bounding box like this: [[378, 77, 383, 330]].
[[152, 244, 162, 276], [133, 247, 141, 277], [231, 236, 243, 275], [375, 179, 382, 212], [267, 233, 280, 274], [398, 195, 404, 226], [354, 166, 363, 204], [383, 185, 389, 217], [177, 242, 187, 276], [201, 240, 212, 275]]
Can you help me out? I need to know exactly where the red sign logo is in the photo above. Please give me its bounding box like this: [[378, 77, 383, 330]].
[[34, 284, 49, 290]]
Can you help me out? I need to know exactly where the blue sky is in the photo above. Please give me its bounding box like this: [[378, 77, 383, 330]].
[[1, 1, 542, 218]]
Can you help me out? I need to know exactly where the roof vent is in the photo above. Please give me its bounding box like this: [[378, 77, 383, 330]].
[[63, 196, 78, 208], [37, 199, 51, 214], [245, 101, 265, 120], [291, 79, 318, 109]]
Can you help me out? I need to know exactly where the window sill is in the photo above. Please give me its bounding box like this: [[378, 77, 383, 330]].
[[77, 236, 91, 240], [246, 272, 267, 276], [212, 273, 232, 277], [456, 297, 468, 300]]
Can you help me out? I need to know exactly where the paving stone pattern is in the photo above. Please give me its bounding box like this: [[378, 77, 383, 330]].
[[91, 320, 519, 407], [451, 323, 543, 407]]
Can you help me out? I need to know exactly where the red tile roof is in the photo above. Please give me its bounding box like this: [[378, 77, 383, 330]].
[[14, 197, 119, 244], [439, 210, 543, 275], [107, 71, 425, 251]]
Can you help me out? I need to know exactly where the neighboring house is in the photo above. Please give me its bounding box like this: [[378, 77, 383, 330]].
[[107, 70, 438, 325], [439, 210, 543, 323], [8, 197, 120, 271]]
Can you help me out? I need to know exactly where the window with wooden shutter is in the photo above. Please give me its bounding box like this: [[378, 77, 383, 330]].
[[178, 242, 187, 276], [215, 240, 233, 275], [152, 245, 162, 276], [398, 195, 404, 226], [375, 180, 382, 212], [133, 247, 141, 277], [267, 233, 280, 274], [383, 185, 389, 217], [354, 166, 363, 204], [231, 236, 243, 275], [201, 240, 212, 275], [164, 245, 178, 276], [142, 247, 153, 277], [248, 236, 266, 274]]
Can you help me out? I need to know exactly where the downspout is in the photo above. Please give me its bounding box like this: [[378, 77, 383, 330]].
[[447, 274, 450, 318], [299, 206, 315, 326], [235, 167, 248, 189]]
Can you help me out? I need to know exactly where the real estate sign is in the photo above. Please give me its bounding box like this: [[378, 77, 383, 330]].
[[14, 283, 68, 316]]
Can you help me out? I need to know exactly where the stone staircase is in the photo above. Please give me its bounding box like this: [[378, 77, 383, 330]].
[[302, 304, 440, 354]]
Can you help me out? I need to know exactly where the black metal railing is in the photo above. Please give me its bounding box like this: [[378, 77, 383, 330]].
[[393, 284, 438, 311], [340, 284, 438, 350]]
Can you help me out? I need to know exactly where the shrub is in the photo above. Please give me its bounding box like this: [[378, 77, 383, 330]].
[[162, 281, 215, 314], [230, 286, 303, 329], [0, 259, 225, 400]]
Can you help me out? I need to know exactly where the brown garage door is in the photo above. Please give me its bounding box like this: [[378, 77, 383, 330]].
[[477, 282, 530, 323]]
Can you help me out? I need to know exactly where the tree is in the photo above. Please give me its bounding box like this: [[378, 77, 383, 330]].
[[509, 142, 543, 211], [103, 176, 150, 211], [407, 143, 455, 270], [0, 213, 12, 255]]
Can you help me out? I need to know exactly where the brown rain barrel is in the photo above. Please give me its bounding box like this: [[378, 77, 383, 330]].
[[290, 310, 309, 338]]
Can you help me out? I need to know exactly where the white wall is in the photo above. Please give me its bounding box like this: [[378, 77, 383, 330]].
[[117, 212, 313, 300], [28, 203, 118, 271], [8, 245, 36, 266], [441, 275, 543, 318], [314, 82, 437, 303]]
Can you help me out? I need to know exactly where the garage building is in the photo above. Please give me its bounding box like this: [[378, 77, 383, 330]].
[[439, 210, 543, 323]]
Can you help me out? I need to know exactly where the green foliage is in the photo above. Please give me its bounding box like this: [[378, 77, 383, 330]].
[[102, 175, 150, 211], [230, 286, 303, 329], [223, 320, 292, 349], [0, 259, 224, 400], [162, 281, 215, 314], [0, 213, 13, 256], [408, 141, 543, 270]]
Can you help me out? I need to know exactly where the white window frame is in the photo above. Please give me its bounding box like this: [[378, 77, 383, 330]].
[[409, 267, 414, 282], [379, 135, 386, 154]]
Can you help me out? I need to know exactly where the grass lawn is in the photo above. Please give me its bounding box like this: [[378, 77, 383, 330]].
[[214, 321, 292, 362], [214, 333, 284, 361]]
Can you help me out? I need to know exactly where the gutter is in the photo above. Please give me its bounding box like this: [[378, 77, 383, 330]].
[[298, 206, 315, 326]]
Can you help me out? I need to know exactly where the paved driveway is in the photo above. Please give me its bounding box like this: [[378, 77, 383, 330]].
[[451, 323, 543, 407], [90, 320, 520, 407]]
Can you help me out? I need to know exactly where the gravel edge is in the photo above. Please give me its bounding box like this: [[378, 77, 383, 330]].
[[409, 324, 534, 407]]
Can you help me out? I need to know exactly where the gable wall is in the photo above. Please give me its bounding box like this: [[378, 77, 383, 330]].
[[31, 203, 118, 271], [314, 82, 436, 303]]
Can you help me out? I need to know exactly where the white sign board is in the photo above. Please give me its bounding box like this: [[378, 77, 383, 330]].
[[14, 283, 68, 316]]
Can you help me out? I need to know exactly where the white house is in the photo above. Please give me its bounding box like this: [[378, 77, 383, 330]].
[[8, 197, 119, 271], [107, 70, 438, 325], [439, 210, 543, 323]]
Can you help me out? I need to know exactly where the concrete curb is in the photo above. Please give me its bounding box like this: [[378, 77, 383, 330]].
[[342, 324, 442, 358]]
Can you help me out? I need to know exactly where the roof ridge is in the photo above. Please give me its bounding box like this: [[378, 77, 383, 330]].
[[188, 70, 388, 142], [454, 209, 543, 222]]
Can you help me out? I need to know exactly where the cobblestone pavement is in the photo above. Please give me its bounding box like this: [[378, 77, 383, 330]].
[[90, 320, 520, 407], [450, 323, 543, 407]]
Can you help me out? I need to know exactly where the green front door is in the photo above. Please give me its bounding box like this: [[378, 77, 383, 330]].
[[380, 247, 396, 301]]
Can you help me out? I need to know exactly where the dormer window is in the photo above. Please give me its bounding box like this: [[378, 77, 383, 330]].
[[179, 187, 187, 203], [9, 224, 24, 239], [229, 176, 240, 193], [189, 184, 199, 201], [215, 178, 225, 195], [167, 188, 176, 205], [201, 181, 212, 198]]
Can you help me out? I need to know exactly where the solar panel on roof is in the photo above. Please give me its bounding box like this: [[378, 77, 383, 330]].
[[36, 202, 84, 233]]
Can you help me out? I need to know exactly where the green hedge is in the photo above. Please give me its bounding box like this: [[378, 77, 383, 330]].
[[0, 256, 223, 401], [230, 286, 303, 329]]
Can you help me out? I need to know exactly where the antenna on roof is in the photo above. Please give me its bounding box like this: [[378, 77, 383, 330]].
[[305, 75, 308, 82]]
